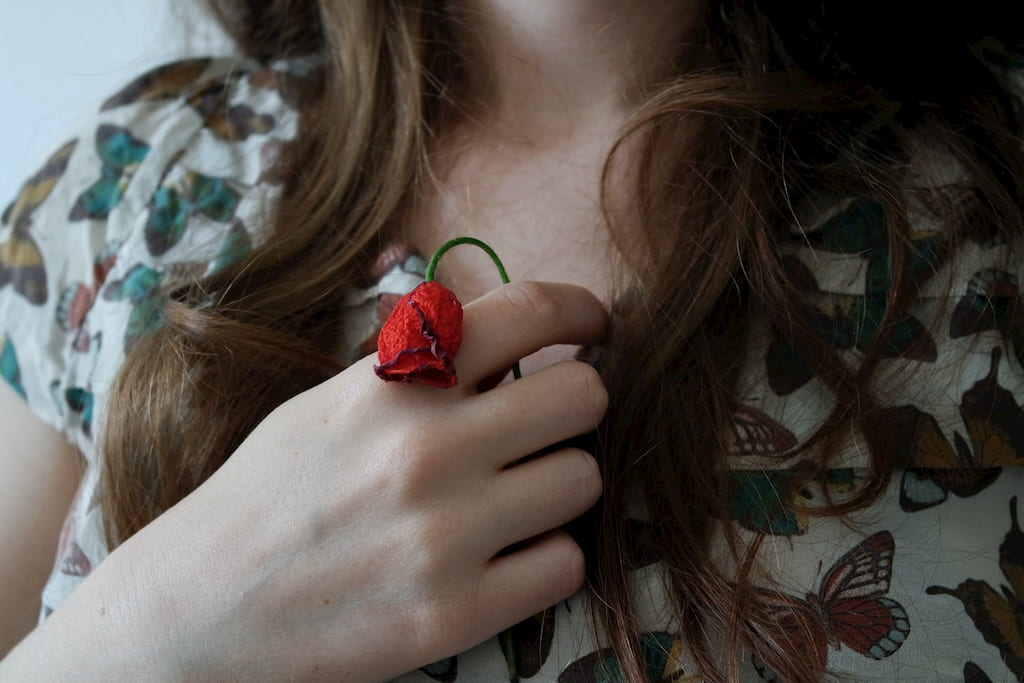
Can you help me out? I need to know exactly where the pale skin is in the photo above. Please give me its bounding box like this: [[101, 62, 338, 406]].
[[0, 1, 697, 679]]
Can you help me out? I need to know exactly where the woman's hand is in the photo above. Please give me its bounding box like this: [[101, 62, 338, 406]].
[[2, 281, 608, 682]]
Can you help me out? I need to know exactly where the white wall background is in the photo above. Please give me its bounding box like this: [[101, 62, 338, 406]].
[[0, 1, 234, 204]]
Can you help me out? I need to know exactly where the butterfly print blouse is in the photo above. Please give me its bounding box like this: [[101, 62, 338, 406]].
[[2, 57, 1023, 681]]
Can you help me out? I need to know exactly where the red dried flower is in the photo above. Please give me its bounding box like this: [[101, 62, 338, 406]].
[[374, 281, 464, 388]]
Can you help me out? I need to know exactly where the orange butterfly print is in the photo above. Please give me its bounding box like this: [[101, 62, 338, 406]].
[[927, 497, 1024, 680]]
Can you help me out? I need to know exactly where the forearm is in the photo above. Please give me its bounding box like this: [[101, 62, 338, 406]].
[[0, 537, 186, 682], [0, 496, 225, 682]]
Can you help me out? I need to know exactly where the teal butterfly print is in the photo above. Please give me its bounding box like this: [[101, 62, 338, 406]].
[[767, 198, 944, 395], [206, 220, 252, 276], [731, 469, 809, 536], [69, 125, 150, 221], [900, 468, 1001, 513], [64, 387, 94, 438], [729, 466, 855, 536], [145, 172, 241, 257], [0, 336, 26, 399], [766, 290, 939, 395], [802, 197, 947, 288], [767, 290, 939, 398], [805, 197, 886, 253], [102, 264, 165, 351]]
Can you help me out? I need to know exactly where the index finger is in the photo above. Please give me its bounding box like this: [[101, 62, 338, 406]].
[[455, 281, 609, 388]]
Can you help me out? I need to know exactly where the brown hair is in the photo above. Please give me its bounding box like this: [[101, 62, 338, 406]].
[[99, 2, 1024, 680]]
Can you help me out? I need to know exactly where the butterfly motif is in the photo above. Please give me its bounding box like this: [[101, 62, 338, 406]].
[[767, 197, 944, 396], [356, 247, 430, 359], [728, 405, 799, 458], [56, 240, 120, 353], [101, 59, 213, 110], [558, 631, 696, 683], [871, 347, 1023, 512], [55, 507, 92, 578], [103, 263, 165, 351], [64, 387, 95, 439], [900, 468, 1002, 513], [145, 171, 241, 257], [870, 402, 1004, 512], [101, 59, 277, 141], [949, 269, 1024, 370], [418, 657, 457, 682], [801, 197, 947, 290], [0, 336, 26, 399], [187, 78, 276, 141], [0, 230, 48, 307], [205, 220, 252, 277], [963, 661, 994, 683], [69, 125, 150, 221], [750, 531, 910, 679], [249, 62, 322, 109], [766, 288, 939, 396], [726, 406, 847, 538], [927, 497, 1024, 681], [729, 466, 856, 537], [499, 605, 557, 681], [258, 138, 290, 186], [958, 347, 1024, 466], [1, 139, 78, 305]]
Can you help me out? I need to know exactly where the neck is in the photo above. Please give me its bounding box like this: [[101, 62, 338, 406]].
[[452, 0, 702, 139]]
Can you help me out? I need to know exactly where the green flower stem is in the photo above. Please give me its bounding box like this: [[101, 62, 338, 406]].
[[425, 237, 521, 380]]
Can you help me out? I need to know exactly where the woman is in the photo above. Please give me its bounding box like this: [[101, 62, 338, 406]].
[[1, 1, 1022, 680]]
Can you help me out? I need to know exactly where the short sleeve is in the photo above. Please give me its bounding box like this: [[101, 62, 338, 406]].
[[0, 57, 305, 460]]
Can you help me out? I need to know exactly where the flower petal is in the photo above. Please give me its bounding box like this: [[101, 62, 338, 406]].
[[374, 281, 463, 388]]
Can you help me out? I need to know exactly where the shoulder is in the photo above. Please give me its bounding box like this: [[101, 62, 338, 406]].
[[0, 56, 317, 445], [2, 55, 318, 256]]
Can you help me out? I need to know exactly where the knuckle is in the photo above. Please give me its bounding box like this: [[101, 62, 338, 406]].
[[414, 508, 464, 557], [551, 535, 587, 594], [383, 434, 441, 500], [570, 450, 603, 502], [565, 362, 609, 419], [503, 281, 560, 326]]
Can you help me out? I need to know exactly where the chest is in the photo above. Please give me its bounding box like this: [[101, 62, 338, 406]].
[[401, 135, 622, 374], [404, 135, 620, 301]]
